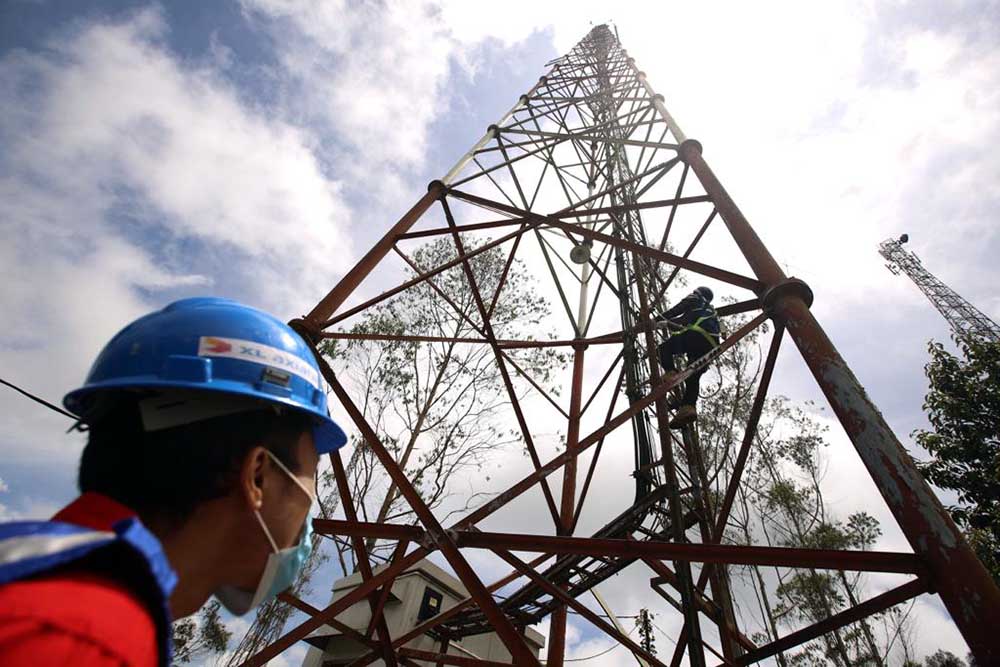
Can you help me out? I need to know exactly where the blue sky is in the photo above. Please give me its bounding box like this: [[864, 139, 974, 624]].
[[2, 1, 998, 664]]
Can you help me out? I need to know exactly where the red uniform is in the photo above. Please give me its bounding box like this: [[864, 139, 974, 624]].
[[0, 494, 161, 667]]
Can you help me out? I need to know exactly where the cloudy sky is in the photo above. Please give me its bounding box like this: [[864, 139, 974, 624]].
[[1, 1, 998, 664]]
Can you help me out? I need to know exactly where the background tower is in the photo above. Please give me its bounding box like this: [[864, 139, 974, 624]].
[[879, 234, 1000, 343], [239, 25, 1000, 667]]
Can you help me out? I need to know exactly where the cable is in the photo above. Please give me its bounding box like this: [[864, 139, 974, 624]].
[[540, 624, 637, 663], [0, 377, 76, 419]]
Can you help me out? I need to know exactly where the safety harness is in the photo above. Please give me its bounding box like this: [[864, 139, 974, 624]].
[[681, 303, 721, 347]]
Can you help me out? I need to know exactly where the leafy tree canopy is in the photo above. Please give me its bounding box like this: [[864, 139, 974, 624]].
[[913, 337, 1000, 584]]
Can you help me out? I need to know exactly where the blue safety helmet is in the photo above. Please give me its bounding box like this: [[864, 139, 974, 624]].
[[693, 286, 713, 303], [64, 297, 347, 454]]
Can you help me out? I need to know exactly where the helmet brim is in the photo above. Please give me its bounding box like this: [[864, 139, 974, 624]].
[[312, 417, 348, 454]]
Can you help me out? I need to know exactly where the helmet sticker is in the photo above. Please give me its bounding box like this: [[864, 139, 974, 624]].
[[198, 336, 320, 389]]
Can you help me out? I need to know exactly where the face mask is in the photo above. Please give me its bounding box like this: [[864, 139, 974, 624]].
[[215, 451, 315, 616]]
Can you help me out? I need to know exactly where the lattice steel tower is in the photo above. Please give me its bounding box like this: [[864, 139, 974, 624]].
[[239, 25, 1000, 667], [879, 234, 1000, 343]]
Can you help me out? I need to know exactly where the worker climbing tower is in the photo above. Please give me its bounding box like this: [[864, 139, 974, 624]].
[[879, 234, 1000, 343], [240, 25, 1000, 667]]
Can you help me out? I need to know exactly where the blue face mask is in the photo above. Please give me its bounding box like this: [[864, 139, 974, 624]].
[[215, 451, 315, 616]]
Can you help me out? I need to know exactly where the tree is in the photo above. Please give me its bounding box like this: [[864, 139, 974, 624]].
[[913, 337, 1000, 585], [924, 649, 966, 667], [693, 311, 914, 666], [225, 237, 564, 663], [172, 600, 231, 664], [635, 608, 656, 657]]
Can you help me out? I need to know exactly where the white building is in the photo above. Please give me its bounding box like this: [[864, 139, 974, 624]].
[[301, 559, 545, 666]]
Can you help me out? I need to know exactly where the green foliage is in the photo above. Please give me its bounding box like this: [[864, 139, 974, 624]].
[[172, 600, 231, 664], [924, 649, 967, 667], [226, 237, 565, 665], [634, 608, 656, 656], [913, 337, 1000, 584]]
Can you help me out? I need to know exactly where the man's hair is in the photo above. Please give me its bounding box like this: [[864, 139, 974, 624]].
[[78, 394, 314, 524]]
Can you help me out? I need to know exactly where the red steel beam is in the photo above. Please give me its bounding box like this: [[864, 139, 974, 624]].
[[546, 345, 586, 667], [240, 547, 427, 666], [260, 307, 761, 666], [345, 553, 555, 667], [306, 184, 442, 327], [396, 216, 530, 240], [329, 451, 398, 666], [311, 520, 924, 574], [729, 579, 928, 666], [551, 194, 713, 218], [494, 548, 667, 667], [325, 367, 542, 666], [399, 648, 514, 667], [441, 196, 563, 530], [670, 325, 784, 667], [446, 188, 763, 293], [676, 138, 1000, 663], [643, 561, 756, 652], [715, 298, 760, 318], [277, 593, 382, 653], [321, 220, 541, 329]]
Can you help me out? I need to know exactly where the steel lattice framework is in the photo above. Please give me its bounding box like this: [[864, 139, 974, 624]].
[[879, 235, 1000, 343], [240, 25, 1000, 667]]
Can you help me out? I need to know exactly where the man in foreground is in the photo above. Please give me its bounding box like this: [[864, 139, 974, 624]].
[[0, 297, 347, 666]]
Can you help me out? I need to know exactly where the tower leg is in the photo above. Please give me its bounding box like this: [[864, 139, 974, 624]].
[[679, 139, 1000, 664]]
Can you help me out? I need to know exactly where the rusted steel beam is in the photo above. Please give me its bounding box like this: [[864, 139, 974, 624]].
[[730, 579, 928, 666], [366, 540, 410, 640], [571, 366, 625, 532], [322, 332, 490, 345], [497, 336, 621, 348], [441, 197, 563, 530], [715, 299, 761, 317], [447, 188, 762, 293], [631, 238, 706, 667], [499, 347, 569, 419], [675, 139, 1000, 663], [551, 194, 712, 218], [391, 245, 488, 338], [266, 305, 759, 666], [345, 553, 555, 667], [324, 367, 541, 666], [560, 345, 586, 533], [311, 521, 924, 574], [644, 562, 756, 652], [712, 325, 783, 542], [579, 349, 623, 417], [319, 331, 622, 349], [494, 549, 667, 667], [658, 162, 689, 251], [321, 220, 541, 329], [396, 216, 530, 240], [329, 451, 398, 666], [306, 184, 442, 327], [651, 207, 718, 306], [669, 326, 785, 667], [399, 648, 514, 667], [547, 345, 586, 667], [485, 223, 525, 320], [277, 593, 382, 652], [240, 547, 426, 666]]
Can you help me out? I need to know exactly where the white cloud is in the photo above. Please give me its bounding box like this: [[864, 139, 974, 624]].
[[240, 0, 456, 169], [0, 7, 353, 463], [3, 1, 996, 663]]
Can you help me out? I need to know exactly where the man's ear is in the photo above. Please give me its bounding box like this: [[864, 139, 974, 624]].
[[240, 446, 270, 510]]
